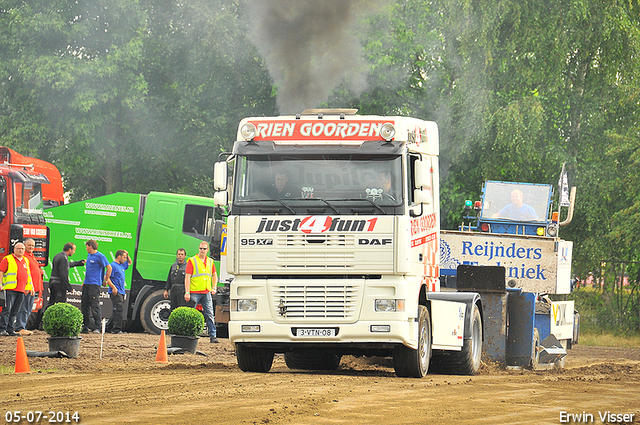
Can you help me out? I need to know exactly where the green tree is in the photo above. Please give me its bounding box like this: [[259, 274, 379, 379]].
[[1, 0, 276, 200], [341, 0, 640, 278]]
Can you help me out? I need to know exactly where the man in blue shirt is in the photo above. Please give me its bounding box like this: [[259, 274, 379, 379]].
[[81, 239, 112, 334], [106, 249, 132, 334], [493, 189, 539, 220]]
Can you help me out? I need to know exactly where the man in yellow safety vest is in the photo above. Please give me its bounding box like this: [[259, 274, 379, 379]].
[[184, 241, 218, 343], [0, 243, 34, 336]]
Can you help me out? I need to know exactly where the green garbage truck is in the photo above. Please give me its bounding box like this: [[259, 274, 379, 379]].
[[42, 191, 227, 334]]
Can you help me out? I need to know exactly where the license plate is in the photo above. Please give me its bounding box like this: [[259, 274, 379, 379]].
[[296, 328, 335, 337]]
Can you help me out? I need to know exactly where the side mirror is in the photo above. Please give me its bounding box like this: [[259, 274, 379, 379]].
[[214, 191, 228, 207], [214, 162, 227, 191], [210, 220, 225, 261], [414, 159, 431, 189], [414, 188, 432, 205]]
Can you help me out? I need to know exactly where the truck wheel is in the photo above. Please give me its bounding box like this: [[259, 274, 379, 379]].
[[393, 305, 431, 378], [284, 350, 342, 370], [140, 290, 171, 335], [236, 343, 274, 373], [530, 328, 541, 369]]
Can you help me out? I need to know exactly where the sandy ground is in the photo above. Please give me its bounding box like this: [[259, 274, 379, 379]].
[[2, 332, 640, 425]]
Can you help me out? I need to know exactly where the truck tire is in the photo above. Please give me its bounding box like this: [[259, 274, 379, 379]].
[[430, 305, 482, 375], [393, 305, 431, 378], [284, 350, 342, 371], [140, 290, 171, 335], [236, 343, 274, 373]]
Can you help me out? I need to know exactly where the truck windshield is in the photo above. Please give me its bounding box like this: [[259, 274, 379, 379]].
[[12, 180, 46, 225], [233, 155, 403, 214], [13, 181, 45, 215], [480, 181, 552, 222]]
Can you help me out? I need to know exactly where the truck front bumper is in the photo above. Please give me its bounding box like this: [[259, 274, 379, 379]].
[[229, 318, 419, 352]]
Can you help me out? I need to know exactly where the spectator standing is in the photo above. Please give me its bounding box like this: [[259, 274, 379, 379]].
[[0, 243, 33, 336], [48, 243, 85, 305], [106, 249, 131, 334], [184, 241, 218, 343], [81, 239, 112, 334], [164, 248, 190, 310], [15, 238, 43, 336]]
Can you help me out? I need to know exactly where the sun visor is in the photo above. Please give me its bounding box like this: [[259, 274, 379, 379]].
[[8, 170, 50, 185], [232, 140, 404, 156]]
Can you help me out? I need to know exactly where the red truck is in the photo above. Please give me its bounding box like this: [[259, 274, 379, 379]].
[[0, 147, 63, 314]]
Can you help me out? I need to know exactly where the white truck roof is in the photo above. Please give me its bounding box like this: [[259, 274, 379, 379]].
[[237, 112, 439, 156]]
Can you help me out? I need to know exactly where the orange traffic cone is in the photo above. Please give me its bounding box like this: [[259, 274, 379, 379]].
[[15, 336, 31, 373], [155, 330, 168, 364]]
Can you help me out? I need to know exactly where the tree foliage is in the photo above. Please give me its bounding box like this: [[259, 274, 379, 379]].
[[334, 0, 640, 278], [0, 0, 276, 199]]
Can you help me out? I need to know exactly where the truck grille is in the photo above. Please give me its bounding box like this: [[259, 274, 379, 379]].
[[272, 235, 356, 268], [272, 284, 359, 321], [277, 234, 356, 247]]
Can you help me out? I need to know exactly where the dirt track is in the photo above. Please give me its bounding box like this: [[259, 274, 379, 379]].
[[2, 333, 640, 424]]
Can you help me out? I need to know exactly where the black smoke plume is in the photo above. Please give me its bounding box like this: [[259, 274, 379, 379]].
[[246, 0, 389, 114]]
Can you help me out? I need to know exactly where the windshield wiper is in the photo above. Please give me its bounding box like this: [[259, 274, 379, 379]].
[[300, 198, 340, 214], [268, 199, 296, 215], [239, 198, 297, 214], [349, 198, 386, 214]]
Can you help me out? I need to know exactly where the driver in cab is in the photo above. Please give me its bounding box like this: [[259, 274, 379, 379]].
[[270, 169, 296, 199]]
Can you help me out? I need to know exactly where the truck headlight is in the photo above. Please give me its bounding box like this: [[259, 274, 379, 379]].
[[375, 299, 405, 312], [240, 123, 257, 141], [233, 299, 257, 312], [380, 123, 396, 141]]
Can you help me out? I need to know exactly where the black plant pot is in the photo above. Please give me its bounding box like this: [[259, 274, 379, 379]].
[[170, 335, 199, 354], [47, 336, 82, 358]]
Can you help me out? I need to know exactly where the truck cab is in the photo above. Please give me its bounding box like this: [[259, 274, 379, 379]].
[[0, 151, 52, 267], [214, 110, 483, 377], [476, 181, 556, 236], [0, 147, 57, 318]]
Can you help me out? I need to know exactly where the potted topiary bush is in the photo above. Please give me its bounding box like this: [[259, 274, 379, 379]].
[[42, 302, 83, 358], [167, 307, 205, 354]]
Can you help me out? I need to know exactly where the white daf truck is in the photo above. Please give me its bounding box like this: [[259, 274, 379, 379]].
[[212, 109, 575, 377]]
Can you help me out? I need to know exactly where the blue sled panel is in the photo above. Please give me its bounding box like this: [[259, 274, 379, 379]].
[[535, 313, 551, 341], [506, 291, 536, 367], [479, 293, 508, 363]]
